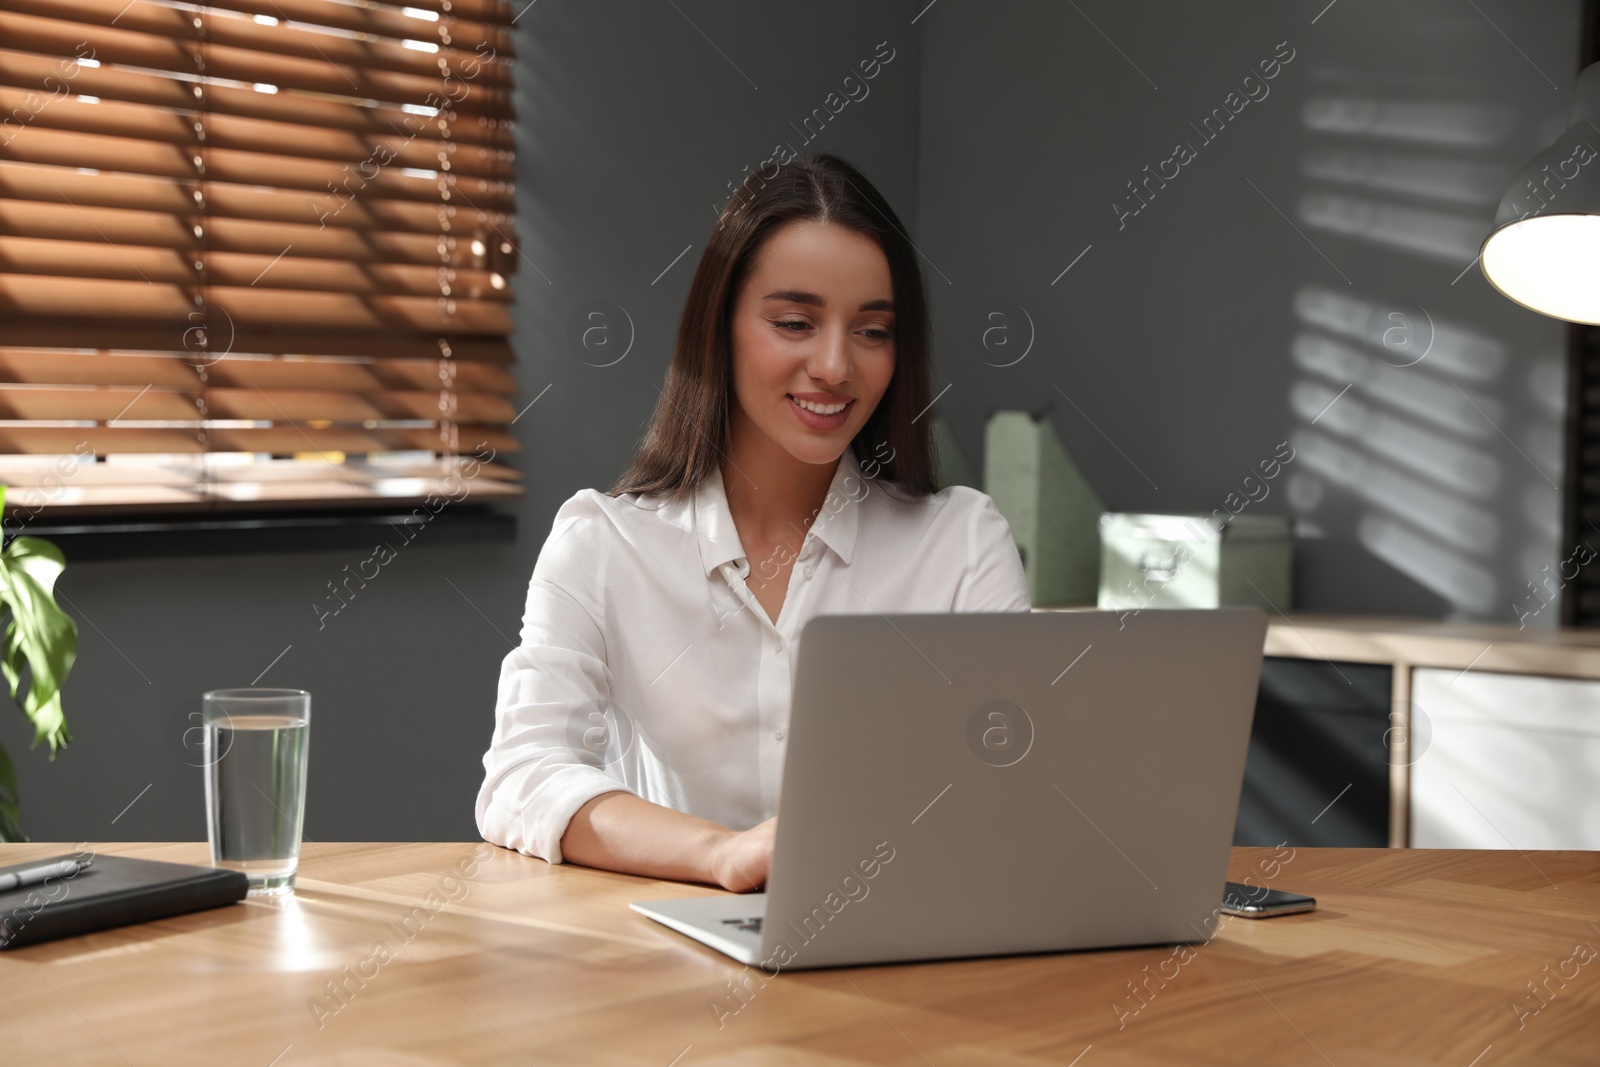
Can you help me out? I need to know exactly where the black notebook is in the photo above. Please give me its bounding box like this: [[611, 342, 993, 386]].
[[0, 853, 250, 950]]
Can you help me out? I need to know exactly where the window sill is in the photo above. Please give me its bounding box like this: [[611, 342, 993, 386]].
[[5, 505, 516, 561]]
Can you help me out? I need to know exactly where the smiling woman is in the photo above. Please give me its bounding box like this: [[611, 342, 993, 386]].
[[617, 152, 937, 501], [735, 230, 897, 445], [474, 153, 1032, 891]]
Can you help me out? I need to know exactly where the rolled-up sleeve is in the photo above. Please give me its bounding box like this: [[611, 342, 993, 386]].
[[953, 492, 1033, 613], [475, 493, 637, 864]]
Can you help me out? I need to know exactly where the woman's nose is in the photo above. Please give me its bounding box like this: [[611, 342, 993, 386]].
[[810, 324, 851, 380]]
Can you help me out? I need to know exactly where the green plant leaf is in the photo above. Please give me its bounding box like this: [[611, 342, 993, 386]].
[[0, 534, 77, 756]]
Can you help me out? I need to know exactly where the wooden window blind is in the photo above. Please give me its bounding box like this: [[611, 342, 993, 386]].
[[0, 0, 522, 514]]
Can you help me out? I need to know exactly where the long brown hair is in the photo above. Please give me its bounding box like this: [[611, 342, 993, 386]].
[[608, 153, 937, 503]]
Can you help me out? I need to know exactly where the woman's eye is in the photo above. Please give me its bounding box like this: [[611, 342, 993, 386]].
[[772, 320, 892, 339]]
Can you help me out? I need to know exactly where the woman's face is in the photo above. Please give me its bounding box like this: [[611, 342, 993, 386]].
[[727, 220, 897, 468]]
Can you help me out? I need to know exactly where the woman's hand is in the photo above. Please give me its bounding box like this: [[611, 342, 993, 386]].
[[707, 817, 776, 892], [560, 792, 777, 890]]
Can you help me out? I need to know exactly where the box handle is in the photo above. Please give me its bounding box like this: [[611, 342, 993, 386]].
[[1139, 551, 1180, 583]]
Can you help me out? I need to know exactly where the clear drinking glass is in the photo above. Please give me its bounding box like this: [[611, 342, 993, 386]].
[[202, 688, 311, 896]]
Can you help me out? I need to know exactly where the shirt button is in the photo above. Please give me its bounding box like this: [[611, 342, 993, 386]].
[[774, 728, 785, 740], [773, 635, 785, 652], [803, 565, 815, 579]]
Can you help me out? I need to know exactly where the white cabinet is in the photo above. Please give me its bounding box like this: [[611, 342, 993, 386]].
[[1411, 668, 1600, 849]]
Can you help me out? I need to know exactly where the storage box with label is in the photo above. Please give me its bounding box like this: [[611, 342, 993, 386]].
[[1097, 512, 1291, 612]]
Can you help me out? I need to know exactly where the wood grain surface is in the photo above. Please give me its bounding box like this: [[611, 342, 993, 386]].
[[1, 842, 1596, 1066]]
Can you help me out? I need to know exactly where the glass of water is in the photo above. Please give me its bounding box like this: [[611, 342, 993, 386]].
[[203, 688, 311, 896]]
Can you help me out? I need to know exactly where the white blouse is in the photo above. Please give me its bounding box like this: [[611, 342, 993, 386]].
[[474, 443, 1032, 864]]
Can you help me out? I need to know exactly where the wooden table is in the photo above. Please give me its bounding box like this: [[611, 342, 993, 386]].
[[2, 843, 1597, 1066]]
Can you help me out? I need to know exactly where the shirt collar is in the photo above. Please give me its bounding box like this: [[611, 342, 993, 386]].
[[695, 443, 863, 576]]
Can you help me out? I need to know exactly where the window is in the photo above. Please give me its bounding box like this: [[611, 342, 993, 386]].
[[0, 0, 521, 522]]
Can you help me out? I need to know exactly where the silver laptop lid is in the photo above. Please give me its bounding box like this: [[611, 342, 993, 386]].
[[756, 608, 1268, 970]]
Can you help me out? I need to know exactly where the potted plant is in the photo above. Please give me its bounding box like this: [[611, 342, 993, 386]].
[[0, 486, 78, 842]]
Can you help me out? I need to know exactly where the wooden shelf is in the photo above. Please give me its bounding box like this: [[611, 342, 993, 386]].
[[1263, 613, 1600, 681]]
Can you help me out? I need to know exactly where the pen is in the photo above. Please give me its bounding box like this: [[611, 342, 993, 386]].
[[0, 857, 91, 893]]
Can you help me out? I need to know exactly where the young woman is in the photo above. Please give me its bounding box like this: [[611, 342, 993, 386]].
[[475, 153, 1030, 892]]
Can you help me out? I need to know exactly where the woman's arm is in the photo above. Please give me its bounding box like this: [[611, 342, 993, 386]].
[[560, 790, 775, 892], [479, 493, 776, 888]]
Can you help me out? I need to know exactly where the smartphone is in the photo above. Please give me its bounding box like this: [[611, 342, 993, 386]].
[[1220, 881, 1316, 918]]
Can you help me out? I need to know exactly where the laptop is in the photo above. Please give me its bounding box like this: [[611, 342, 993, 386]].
[[630, 607, 1268, 970]]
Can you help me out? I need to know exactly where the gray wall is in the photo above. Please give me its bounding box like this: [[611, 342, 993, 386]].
[[2, 0, 1583, 843], [916, 0, 1581, 623]]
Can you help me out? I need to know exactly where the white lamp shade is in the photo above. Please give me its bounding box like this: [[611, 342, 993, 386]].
[[1482, 213, 1600, 324], [1480, 61, 1600, 322]]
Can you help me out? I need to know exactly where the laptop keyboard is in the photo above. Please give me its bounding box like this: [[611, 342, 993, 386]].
[[720, 916, 763, 934]]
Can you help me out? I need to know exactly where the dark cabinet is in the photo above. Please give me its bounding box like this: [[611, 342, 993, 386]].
[[1233, 656, 1392, 847]]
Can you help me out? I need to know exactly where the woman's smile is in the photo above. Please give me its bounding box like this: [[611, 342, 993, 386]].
[[787, 392, 854, 430]]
